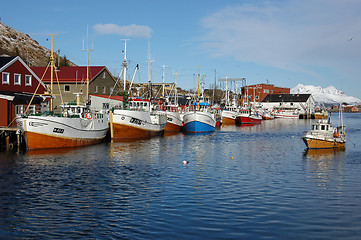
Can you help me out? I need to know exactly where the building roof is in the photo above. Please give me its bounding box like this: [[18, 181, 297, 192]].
[[0, 91, 45, 103], [90, 94, 123, 101], [0, 56, 16, 68], [30, 66, 106, 83], [262, 94, 312, 102]]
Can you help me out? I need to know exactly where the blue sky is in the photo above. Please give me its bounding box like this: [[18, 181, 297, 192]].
[[2, 0, 361, 99]]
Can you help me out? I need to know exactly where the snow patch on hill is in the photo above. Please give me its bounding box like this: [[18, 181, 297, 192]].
[[291, 84, 361, 106]]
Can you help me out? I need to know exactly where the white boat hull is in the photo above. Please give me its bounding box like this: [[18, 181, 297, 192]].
[[182, 111, 216, 133], [16, 114, 109, 150], [111, 109, 167, 140]]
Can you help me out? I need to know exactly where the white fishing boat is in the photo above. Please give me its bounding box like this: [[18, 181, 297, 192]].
[[273, 107, 300, 119], [156, 71, 182, 133], [262, 109, 275, 120], [220, 80, 238, 125], [182, 67, 216, 133], [110, 97, 167, 140], [164, 106, 182, 132], [302, 106, 346, 149], [16, 35, 108, 150], [183, 102, 216, 133], [221, 109, 238, 125], [109, 40, 167, 140]]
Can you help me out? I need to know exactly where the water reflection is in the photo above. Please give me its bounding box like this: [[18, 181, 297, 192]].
[[303, 148, 346, 189], [304, 148, 346, 161], [26, 147, 79, 156]]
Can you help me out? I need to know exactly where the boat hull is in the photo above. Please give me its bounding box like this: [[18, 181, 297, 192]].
[[302, 137, 345, 149], [183, 111, 216, 133], [222, 110, 237, 125], [236, 116, 262, 124], [314, 113, 328, 119], [164, 111, 182, 132], [111, 109, 167, 140], [16, 115, 109, 150]]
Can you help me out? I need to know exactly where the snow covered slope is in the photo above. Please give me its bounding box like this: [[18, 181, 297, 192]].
[[291, 84, 361, 106]]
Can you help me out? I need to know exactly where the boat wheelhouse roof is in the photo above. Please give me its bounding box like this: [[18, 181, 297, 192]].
[[192, 102, 209, 106]]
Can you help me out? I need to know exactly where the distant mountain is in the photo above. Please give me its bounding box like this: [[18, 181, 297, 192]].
[[0, 21, 75, 67], [291, 84, 361, 106]]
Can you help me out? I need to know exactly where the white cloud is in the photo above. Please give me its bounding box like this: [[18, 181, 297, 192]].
[[200, 0, 361, 75], [93, 23, 151, 38]]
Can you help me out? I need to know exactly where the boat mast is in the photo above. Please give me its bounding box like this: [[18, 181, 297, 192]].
[[197, 66, 200, 111], [121, 39, 129, 108], [47, 34, 57, 111], [83, 27, 93, 103], [174, 70, 179, 106], [147, 37, 154, 101], [162, 65, 166, 97]]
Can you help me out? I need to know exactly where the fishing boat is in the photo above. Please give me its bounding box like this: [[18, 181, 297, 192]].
[[183, 102, 216, 133], [182, 67, 216, 133], [164, 106, 182, 132], [262, 109, 275, 120], [236, 109, 262, 124], [109, 40, 167, 140], [16, 35, 109, 150], [156, 71, 182, 133], [273, 107, 300, 119], [110, 97, 167, 140], [314, 110, 329, 119], [221, 109, 238, 125], [302, 109, 346, 149], [220, 79, 239, 125]]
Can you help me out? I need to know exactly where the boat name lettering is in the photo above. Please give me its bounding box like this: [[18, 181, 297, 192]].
[[53, 128, 64, 134], [29, 122, 48, 127], [129, 118, 142, 125]]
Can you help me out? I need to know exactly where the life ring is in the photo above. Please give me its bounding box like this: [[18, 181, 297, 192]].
[[85, 112, 93, 120]]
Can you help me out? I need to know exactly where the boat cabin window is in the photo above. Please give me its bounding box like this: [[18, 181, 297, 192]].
[[321, 125, 325, 130]]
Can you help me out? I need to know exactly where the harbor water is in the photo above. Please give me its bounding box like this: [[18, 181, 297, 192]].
[[0, 113, 360, 239]]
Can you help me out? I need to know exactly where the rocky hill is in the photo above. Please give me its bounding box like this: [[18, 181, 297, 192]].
[[0, 21, 75, 67]]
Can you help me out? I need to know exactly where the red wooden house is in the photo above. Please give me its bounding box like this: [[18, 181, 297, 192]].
[[0, 56, 47, 127]]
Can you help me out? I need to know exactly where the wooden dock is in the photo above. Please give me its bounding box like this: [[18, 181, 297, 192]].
[[0, 127, 25, 150]]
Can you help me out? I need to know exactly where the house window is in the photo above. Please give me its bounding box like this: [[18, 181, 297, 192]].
[[14, 74, 21, 85], [102, 71, 106, 78], [25, 75, 32, 86], [94, 86, 98, 93], [263, 89, 269, 93], [2, 72, 10, 84], [64, 85, 70, 92], [16, 105, 24, 114], [110, 87, 113, 93], [102, 86, 106, 94]]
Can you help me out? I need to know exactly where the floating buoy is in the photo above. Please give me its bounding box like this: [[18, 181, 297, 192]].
[[231, 156, 234, 159], [182, 160, 189, 165]]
